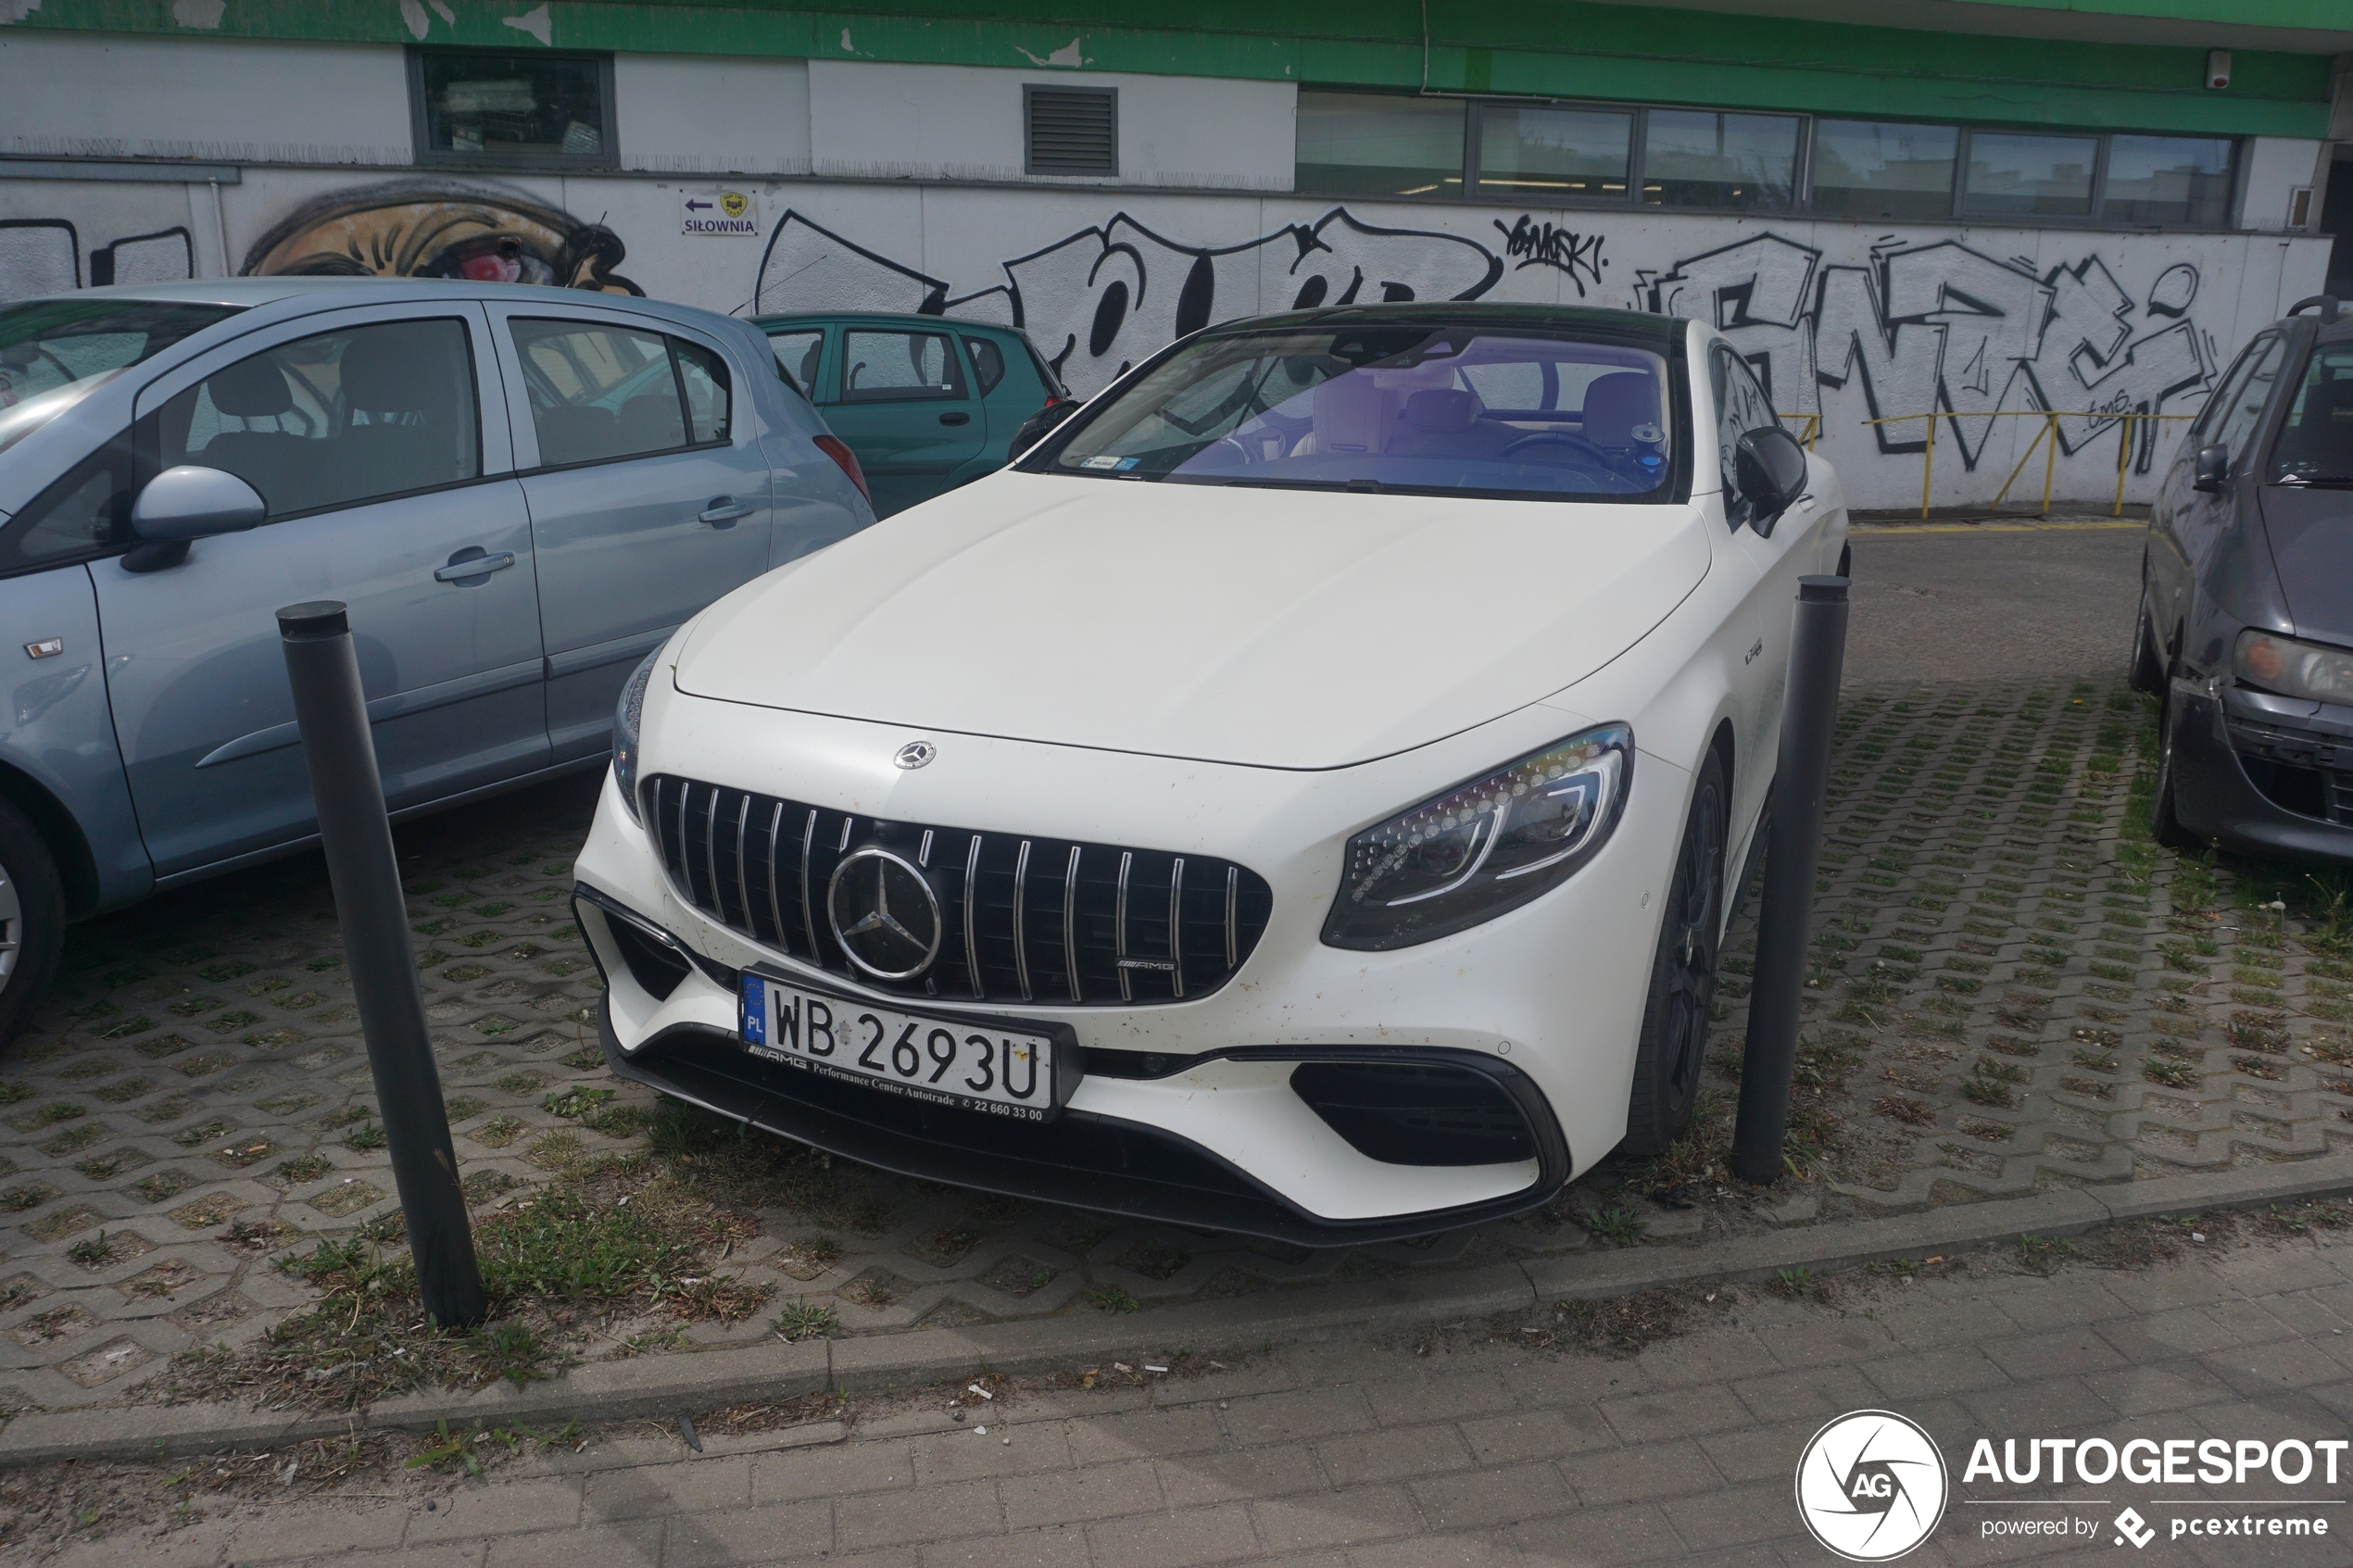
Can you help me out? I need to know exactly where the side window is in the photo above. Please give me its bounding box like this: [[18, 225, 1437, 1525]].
[[767, 330, 824, 398], [2212, 333, 2289, 470], [2193, 334, 2268, 444], [673, 339, 731, 445], [157, 318, 480, 521], [1710, 345, 1776, 524], [513, 318, 682, 467], [841, 330, 965, 403], [964, 336, 1006, 397], [0, 434, 133, 575]]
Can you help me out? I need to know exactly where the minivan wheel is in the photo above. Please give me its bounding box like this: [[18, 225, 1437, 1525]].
[[2129, 597, 2166, 696], [1622, 752, 1727, 1160], [2150, 680, 2197, 850], [0, 798, 63, 1048]]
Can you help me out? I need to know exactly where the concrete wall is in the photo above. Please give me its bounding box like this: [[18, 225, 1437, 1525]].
[[806, 60, 1294, 190], [616, 53, 812, 177]]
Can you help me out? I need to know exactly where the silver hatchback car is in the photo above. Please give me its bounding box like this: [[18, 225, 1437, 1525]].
[[0, 278, 875, 1043]]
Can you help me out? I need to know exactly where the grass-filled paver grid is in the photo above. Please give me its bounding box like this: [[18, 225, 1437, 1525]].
[[3, 681, 2352, 1416]]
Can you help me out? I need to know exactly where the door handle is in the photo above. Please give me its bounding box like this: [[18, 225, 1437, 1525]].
[[698, 497, 754, 525], [434, 550, 516, 583], [938, 411, 971, 426]]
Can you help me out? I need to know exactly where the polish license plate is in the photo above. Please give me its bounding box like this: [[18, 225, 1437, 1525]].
[[736, 972, 1072, 1122]]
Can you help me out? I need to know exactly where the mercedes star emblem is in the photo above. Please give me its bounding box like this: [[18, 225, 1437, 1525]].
[[893, 740, 937, 771], [825, 847, 943, 981]]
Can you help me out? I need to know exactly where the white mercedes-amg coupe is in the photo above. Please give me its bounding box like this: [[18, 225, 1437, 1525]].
[[573, 303, 1848, 1243]]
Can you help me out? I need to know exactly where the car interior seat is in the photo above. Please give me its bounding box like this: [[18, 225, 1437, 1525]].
[[1383, 388, 1513, 459], [1579, 371, 1661, 458], [190, 355, 306, 515], [337, 329, 473, 502], [614, 390, 687, 455]]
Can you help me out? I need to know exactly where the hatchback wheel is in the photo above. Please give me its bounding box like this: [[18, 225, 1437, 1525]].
[[2150, 684, 2196, 850], [0, 798, 62, 1049], [1622, 752, 1727, 1160]]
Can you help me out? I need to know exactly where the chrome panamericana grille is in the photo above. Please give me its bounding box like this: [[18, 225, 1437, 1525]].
[[645, 775, 1274, 1007]]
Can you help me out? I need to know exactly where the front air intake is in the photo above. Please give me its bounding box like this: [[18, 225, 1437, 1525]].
[[1290, 1060, 1538, 1167]]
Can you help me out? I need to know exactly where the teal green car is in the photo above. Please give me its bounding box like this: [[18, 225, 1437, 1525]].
[[752, 313, 1070, 518]]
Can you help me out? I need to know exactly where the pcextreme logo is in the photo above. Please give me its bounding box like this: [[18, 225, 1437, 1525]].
[[1795, 1411, 1950, 1561]]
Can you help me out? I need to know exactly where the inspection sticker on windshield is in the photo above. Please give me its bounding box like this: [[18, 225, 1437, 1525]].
[[1081, 454, 1125, 470], [737, 971, 1073, 1121]]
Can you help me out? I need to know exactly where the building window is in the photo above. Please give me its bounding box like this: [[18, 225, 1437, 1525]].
[[1026, 86, 1118, 176], [1811, 120, 1958, 219], [1297, 92, 1465, 197], [409, 48, 615, 168], [1475, 105, 1630, 201], [1293, 88, 2238, 230], [2104, 134, 2236, 227], [1641, 109, 1799, 210], [1962, 131, 2099, 217]]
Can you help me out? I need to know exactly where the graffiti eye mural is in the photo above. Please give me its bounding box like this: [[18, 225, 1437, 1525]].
[[239, 180, 642, 295]]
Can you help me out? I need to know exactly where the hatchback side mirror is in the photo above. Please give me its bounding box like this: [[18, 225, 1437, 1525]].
[[133, 465, 266, 541], [1734, 426, 1810, 536], [2192, 443, 2229, 494]]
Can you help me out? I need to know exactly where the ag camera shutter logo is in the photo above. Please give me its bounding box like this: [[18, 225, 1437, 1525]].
[[1795, 1410, 1949, 1561]]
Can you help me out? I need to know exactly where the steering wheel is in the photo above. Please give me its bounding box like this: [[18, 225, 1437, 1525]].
[[1499, 431, 1617, 466]]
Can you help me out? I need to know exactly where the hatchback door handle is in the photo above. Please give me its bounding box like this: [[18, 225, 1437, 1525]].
[[434, 550, 516, 583], [698, 497, 754, 525], [938, 411, 971, 426]]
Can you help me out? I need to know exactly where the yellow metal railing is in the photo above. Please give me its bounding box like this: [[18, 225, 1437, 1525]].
[[1857, 408, 2196, 520], [1776, 412, 1821, 450]]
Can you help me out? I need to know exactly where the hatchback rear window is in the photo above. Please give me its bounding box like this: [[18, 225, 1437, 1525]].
[[1028, 322, 1675, 501], [0, 298, 242, 458]]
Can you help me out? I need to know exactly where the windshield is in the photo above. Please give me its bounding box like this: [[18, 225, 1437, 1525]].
[[0, 298, 242, 459], [1033, 323, 1676, 500], [2270, 343, 2353, 485]]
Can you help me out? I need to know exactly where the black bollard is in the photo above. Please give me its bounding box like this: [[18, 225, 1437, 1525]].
[[278, 601, 484, 1328], [1731, 575, 1851, 1186]]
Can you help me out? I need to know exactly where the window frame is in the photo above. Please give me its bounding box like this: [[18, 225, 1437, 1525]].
[[507, 316, 740, 475], [407, 45, 620, 171], [140, 314, 490, 528], [837, 327, 972, 406], [1294, 85, 2245, 231]]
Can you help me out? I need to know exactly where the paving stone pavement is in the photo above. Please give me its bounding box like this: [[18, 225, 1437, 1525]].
[[35, 1211, 2353, 1564], [3, 524, 2350, 1416]]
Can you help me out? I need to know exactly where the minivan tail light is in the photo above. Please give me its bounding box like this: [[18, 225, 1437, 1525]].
[[812, 433, 870, 505]]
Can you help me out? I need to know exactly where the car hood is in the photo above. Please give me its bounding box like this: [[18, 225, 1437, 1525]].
[[2259, 486, 2353, 647], [676, 473, 1713, 770]]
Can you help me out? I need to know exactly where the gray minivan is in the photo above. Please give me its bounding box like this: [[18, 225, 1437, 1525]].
[[0, 278, 875, 1044]]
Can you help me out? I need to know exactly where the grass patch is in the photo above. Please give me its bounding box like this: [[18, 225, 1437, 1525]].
[[774, 1300, 839, 1341]]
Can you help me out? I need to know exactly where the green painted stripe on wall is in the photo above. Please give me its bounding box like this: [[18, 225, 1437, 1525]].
[[5, 0, 2330, 138]]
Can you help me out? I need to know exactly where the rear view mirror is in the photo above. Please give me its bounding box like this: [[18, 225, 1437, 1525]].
[[2193, 443, 2229, 494], [1734, 427, 1810, 535], [1012, 398, 1079, 456], [133, 465, 266, 542]]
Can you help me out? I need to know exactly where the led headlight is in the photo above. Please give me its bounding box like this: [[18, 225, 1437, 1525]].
[[1323, 723, 1633, 950], [2235, 629, 2353, 707], [612, 646, 663, 824]]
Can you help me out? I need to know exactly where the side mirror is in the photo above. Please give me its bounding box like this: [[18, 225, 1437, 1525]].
[[1734, 426, 1809, 536], [2192, 443, 2229, 495], [1012, 398, 1079, 456], [132, 465, 266, 542]]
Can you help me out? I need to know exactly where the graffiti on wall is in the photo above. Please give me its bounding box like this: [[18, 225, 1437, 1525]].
[[752, 207, 1502, 395], [1637, 233, 2214, 472], [750, 207, 2221, 475], [241, 181, 640, 293], [0, 219, 193, 303]]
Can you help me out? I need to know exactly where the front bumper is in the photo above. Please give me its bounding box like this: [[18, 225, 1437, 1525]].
[[574, 689, 1691, 1238], [2169, 681, 2353, 864]]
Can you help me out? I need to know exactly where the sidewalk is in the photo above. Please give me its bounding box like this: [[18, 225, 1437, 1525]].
[[19, 1203, 2353, 1564]]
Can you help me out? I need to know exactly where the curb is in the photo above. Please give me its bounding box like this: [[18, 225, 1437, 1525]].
[[7, 1153, 2351, 1469]]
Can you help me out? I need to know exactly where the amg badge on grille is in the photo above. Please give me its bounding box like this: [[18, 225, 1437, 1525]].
[[893, 740, 937, 770]]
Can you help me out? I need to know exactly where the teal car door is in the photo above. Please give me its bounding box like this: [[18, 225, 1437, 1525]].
[[820, 326, 985, 516]]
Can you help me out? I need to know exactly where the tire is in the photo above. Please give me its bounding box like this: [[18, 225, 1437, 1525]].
[[0, 797, 63, 1049], [2150, 678, 2197, 850], [2128, 585, 2166, 696], [1622, 751, 1728, 1160], [1835, 542, 1851, 579]]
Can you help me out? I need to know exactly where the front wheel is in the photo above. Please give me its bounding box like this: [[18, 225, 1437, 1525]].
[[0, 797, 63, 1048], [2150, 682, 2196, 850], [1622, 752, 1728, 1160]]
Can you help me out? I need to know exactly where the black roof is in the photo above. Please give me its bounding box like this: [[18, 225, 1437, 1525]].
[[1204, 301, 1686, 345]]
